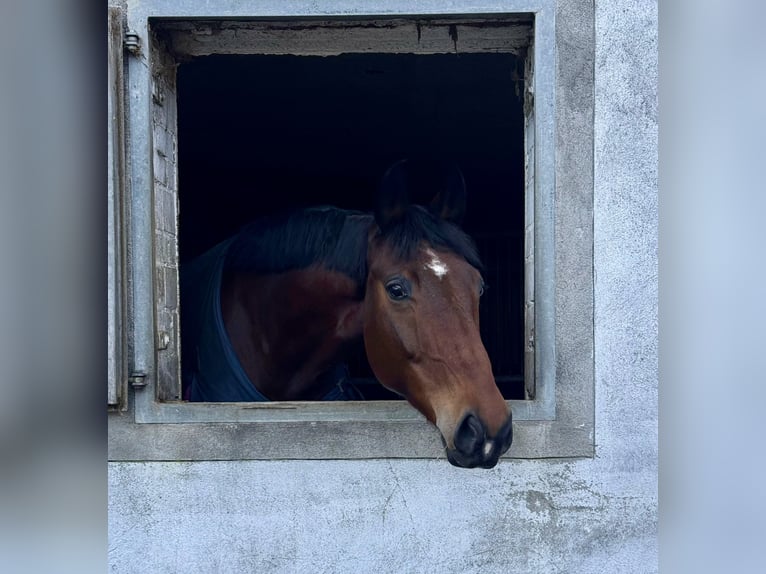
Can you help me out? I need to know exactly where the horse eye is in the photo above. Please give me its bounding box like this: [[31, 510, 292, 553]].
[[385, 279, 410, 301], [479, 280, 487, 297]]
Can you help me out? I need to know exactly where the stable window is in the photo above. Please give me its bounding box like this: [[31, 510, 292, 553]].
[[177, 52, 529, 402], [109, 0, 594, 461]]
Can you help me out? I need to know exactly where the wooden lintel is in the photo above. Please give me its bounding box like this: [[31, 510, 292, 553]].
[[158, 18, 532, 57]]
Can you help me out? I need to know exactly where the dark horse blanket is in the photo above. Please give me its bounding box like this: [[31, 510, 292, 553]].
[[180, 235, 362, 402]]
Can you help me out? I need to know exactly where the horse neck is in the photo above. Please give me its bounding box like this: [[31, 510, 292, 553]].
[[221, 267, 364, 400]]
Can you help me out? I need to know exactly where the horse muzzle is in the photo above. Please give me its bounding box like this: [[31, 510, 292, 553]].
[[445, 412, 513, 469]]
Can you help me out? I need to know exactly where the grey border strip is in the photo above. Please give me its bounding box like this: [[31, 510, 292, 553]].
[[108, 6, 127, 407]]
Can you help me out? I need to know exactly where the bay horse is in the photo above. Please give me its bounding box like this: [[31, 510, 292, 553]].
[[181, 160, 513, 468]]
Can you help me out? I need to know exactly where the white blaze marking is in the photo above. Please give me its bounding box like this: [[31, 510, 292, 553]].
[[424, 248, 449, 279], [483, 441, 494, 457]]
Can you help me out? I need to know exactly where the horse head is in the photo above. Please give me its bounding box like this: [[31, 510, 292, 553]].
[[363, 160, 513, 468]]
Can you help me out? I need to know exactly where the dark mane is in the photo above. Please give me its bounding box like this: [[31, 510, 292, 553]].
[[224, 207, 373, 293], [224, 204, 483, 292], [377, 205, 484, 272]]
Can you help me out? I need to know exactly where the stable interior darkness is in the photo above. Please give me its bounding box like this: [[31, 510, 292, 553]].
[[177, 53, 525, 399]]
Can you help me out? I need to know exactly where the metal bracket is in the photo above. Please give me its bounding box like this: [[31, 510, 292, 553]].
[[124, 31, 141, 55], [128, 372, 147, 389], [157, 331, 170, 350]]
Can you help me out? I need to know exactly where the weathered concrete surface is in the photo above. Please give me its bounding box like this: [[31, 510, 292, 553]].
[[108, 0, 657, 571], [109, 459, 655, 573]]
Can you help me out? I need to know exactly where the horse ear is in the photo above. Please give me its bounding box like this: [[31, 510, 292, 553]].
[[429, 164, 467, 225], [375, 160, 410, 229]]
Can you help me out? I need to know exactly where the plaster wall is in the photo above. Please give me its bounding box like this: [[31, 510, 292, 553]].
[[108, 0, 658, 571]]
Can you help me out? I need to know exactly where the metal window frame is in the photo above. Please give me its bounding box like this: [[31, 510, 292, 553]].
[[108, 0, 594, 462], [108, 5, 128, 409]]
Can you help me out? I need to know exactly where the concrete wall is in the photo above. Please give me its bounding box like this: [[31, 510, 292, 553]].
[[108, 1, 658, 571]]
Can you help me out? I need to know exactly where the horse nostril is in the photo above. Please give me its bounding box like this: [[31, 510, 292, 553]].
[[496, 413, 514, 454], [454, 413, 486, 456]]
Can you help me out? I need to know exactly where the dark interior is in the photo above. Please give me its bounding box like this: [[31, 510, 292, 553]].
[[177, 52, 526, 399]]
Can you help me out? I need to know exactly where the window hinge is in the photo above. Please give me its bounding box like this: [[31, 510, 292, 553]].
[[124, 30, 141, 55], [157, 331, 170, 350], [128, 372, 147, 389]]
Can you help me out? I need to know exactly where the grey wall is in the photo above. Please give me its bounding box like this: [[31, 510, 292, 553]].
[[108, 0, 658, 572]]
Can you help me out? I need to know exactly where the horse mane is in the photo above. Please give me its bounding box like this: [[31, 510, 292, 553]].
[[224, 204, 483, 292], [224, 207, 373, 295], [377, 205, 484, 272]]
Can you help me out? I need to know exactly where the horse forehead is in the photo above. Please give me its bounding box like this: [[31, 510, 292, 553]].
[[422, 248, 449, 279], [418, 247, 477, 283], [368, 240, 474, 284]]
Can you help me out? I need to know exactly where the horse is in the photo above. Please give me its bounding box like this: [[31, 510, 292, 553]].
[[180, 160, 513, 468]]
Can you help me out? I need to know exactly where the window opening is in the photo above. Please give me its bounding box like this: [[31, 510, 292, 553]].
[[176, 51, 527, 401]]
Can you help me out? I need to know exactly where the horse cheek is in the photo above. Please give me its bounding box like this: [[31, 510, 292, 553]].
[[363, 319, 395, 388], [363, 309, 409, 395], [334, 301, 364, 341]]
